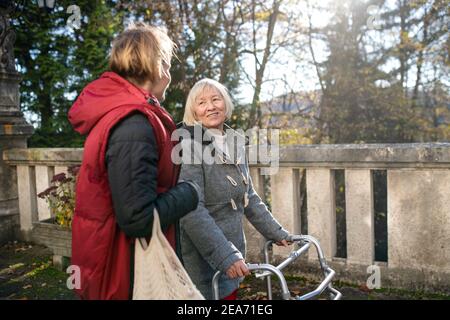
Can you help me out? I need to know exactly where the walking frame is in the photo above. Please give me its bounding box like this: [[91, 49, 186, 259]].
[[212, 234, 343, 300]]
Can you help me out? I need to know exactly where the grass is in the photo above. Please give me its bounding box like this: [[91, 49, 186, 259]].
[[0, 242, 77, 300], [238, 273, 450, 300], [1, 241, 449, 300]]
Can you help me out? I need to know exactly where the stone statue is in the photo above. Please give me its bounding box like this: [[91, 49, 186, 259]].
[[0, 1, 16, 72]]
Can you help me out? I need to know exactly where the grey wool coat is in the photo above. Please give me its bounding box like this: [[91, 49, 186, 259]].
[[178, 124, 289, 300]]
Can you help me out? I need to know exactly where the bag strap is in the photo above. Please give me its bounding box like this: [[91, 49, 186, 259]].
[[137, 208, 161, 250]]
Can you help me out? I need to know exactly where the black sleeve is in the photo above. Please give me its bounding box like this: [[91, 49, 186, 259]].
[[105, 112, 199, 239]]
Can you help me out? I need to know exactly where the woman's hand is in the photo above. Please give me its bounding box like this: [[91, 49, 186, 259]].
[[274, 239, 290, 247], [226, 259, 250, 279]]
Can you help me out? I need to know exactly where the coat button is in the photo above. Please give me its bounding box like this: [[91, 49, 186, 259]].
[[226, 175, 238, 186], [230, 199, 237, 210], [241, 173, 248, 185], [244, 192, 249, 208]]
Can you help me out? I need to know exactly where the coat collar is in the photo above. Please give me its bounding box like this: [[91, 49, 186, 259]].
[[178, 122, 248, 164]]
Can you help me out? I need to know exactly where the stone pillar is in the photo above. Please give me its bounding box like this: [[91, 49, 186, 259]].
[[387, 170, 450, 272], [270, 167, 300, 258], [35, 165, 53, 221], [0, 4, 34, 244], [306, 169, 336, 260], [244, 167, 267, 261], [345, 169, 375, 265]]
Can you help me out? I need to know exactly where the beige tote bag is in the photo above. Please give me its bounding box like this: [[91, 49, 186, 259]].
[[133, 208, 205, 300]]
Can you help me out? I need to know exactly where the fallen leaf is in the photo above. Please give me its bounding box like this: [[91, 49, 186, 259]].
[[359, 283, 372, 293], [22, 285, 32, 290]]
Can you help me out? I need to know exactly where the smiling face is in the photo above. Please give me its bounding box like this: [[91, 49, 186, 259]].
[[193, 86, 227, 131]]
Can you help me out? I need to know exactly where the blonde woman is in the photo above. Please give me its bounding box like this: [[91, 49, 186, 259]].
[[178, 78, 291, 300], [68, 22, 200, 300]]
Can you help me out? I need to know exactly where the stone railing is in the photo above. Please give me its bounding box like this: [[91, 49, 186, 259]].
[[3, 143, 450, 292], [3, 148, 82, 241], [246, 143, 450, 293]]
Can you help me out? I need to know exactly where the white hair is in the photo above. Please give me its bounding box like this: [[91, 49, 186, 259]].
[[183, 78, 234, 126]]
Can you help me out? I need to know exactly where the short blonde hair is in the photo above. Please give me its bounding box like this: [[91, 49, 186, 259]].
[[183, 78, 234, 126], [109, 22, 175, 85]]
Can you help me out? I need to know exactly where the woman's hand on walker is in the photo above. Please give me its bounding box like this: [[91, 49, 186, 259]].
[[226, 259, 250, 279], [274, 239, 290, 247]]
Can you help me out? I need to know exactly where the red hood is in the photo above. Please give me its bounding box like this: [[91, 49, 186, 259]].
[[69, 72, 158, 135]]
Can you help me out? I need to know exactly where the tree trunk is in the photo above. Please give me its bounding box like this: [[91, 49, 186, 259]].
[[249, 0, 281, 128]]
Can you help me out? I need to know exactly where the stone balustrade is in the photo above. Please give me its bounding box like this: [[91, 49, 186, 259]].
[[3, 143, 450, 292], [3, 148, 82, 240], [246, 143, 450, 293]]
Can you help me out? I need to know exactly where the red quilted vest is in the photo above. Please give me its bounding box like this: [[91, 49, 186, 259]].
[[68, 72, 179, 300]]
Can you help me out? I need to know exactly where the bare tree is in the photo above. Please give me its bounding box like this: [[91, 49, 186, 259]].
[[243, 0, 283, 128]]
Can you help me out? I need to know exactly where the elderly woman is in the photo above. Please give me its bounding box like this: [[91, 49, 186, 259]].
[[178, 78, 291, 300], [68, 23, 199, 300]]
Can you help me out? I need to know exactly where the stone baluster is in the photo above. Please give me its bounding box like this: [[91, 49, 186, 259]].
[[270, 168, 301, 258], [35, 165, 54, 221], [16, 165, 38, 241], [306, 168, 336, 261], [345, 169, 375, 265]]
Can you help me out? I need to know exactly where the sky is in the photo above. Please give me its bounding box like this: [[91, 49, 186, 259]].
[[235, 0, 332, 104], [235, 0, 449, 104]]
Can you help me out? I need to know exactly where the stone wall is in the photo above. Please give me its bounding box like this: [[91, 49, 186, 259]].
[[0, 70, 34, 245], [244, 143, 450, 293], [0, 213, 19, 244], [3, 143, 450, 293], [2, 148, 82, 241], [0, 138, 24, 244]]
